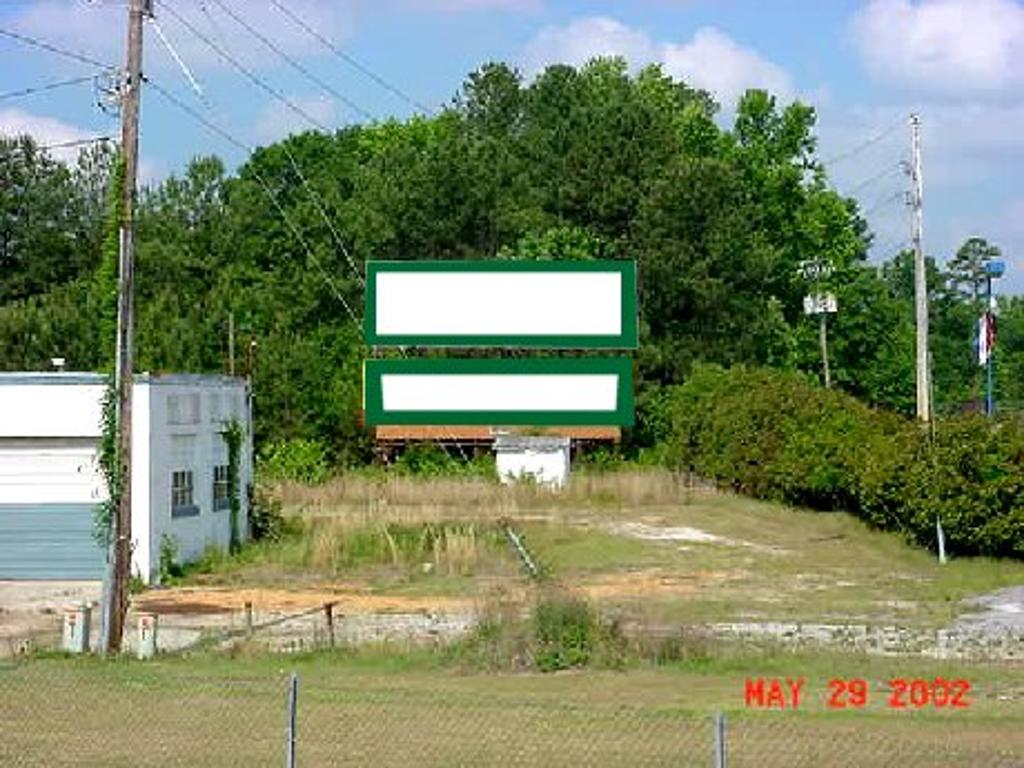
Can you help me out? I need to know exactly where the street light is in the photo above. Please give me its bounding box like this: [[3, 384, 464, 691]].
[[983, 260, 1006, 416]]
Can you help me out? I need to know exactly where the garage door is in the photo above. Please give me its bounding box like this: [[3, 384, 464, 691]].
[[0, 438, 106, 580], [0, 503, 106, 579], [0, 504, 106, 579]]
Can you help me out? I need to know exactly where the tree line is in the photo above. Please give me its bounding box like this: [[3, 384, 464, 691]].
[[1, 59, 1021, 462]]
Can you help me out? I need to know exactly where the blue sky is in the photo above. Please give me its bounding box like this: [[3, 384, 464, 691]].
[[2, 0, 1023, 293]]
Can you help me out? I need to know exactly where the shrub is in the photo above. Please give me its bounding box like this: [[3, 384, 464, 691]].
[[666, 364, 1024, 559], [258, 438, 330, 484], [158, 534, 182, 583], [450, 592, 625, 672], [392, 443, 496, 479], [248, 487, 290, 541], [532, 592, 598, 671]]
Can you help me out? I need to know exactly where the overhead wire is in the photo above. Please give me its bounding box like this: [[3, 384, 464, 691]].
[[0, 26, 112, 69], [162, 5, 467, 453], [154, 1, 364, 286], [844, 162, 905, 196], [268, 0, 430, 115], [151, 80, 470, 458], [0, 74, 101, 102], [41, 135, 112, 150], [861, 189, 905, 219], [206, 0, 374, 122], [822, 118, 902, 167], [147, 78, 360, 325], [153, 0, 331, 132]]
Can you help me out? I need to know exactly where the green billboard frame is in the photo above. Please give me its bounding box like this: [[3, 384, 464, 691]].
[[364, 260, 638, 349], [364, 357, 634, 426]]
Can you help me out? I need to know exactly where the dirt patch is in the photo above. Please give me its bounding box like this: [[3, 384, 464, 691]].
[[578, 569, 734, 600], [133, 586, 475, 617], [605, 522, 787, 555], [0, 581, 102, 655]]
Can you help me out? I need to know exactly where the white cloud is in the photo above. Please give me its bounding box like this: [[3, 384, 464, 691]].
[[0, 106, 163, 182], [523, 17, 655, 75], [851, 0, 1024, 95], [0, 107, 97, 161], [521, 17, 794, 109], [255, 95, 337, 143], [662, 27, 794, 108]]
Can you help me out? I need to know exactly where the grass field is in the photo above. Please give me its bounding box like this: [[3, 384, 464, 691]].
[[204, 471, 1024, 629], [7, 471, 1024, 766], [2, 647, 1022, 767]]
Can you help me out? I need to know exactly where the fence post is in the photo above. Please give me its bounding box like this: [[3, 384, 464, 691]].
[[324, 602, 335, 649], [245, 601, 253, 637], [712, 711, 726, 768], [286, 673, 298, 768]]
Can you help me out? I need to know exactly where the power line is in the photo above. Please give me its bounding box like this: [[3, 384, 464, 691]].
[[861, 189, 904, 219], [40, 135, 112, 150], [269, 0, 430, 115], [0, 26, 111, 69], [0, 74, 100, 102], [153, 1, 331, 133], [822, 118, 902, 167], [207, 0, 374, 122], [845, 162, 904, 196], [147, 78, 360, 323], [150, 2, 364, 286]]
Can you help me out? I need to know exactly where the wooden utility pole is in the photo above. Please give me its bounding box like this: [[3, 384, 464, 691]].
[[910, 114, 931, 423], [104, 0, 147, 653], [228, 312, 236, 376]]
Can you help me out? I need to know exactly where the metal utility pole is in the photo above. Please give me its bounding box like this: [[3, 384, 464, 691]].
[[983, 260, 1007, 416], [819, 313, 831, 389], [800, 259, 836, 389], [103, 0, 147, 653], [909, 114, 931, 423]]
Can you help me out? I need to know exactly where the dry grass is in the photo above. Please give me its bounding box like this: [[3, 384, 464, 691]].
[[253, 470, 1024, 629], [274, 469, 698, 527]]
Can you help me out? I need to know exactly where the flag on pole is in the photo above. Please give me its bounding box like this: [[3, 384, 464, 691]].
[[975, 312, 997, 366]]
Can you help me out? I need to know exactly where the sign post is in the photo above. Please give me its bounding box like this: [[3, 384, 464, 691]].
[[799, 259, 837, 389]]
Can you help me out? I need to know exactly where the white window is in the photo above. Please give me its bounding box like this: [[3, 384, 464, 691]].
[[171, 470, 198, 517], [167, 394, 200, 425], [213, 464, 231, 512]]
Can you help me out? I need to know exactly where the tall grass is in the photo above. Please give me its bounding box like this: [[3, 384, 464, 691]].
[[184, 518, 513, 584], [272, 469, 701, 527], [298, 520, 502, 577]]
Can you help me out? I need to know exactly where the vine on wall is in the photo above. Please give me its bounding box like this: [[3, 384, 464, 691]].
[[93, 155, 124, 547], [222, 419, 244, 554]]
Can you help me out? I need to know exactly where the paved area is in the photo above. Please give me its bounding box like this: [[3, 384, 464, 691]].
[[955, 585, 1024, 633]]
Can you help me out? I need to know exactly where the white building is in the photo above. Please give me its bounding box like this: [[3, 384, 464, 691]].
[[0, 373, 253, 583], [494, 435, 571, 488]]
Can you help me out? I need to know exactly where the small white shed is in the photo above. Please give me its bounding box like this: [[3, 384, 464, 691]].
[[0, 372, 253, 583], [494, 435, 571, 488]]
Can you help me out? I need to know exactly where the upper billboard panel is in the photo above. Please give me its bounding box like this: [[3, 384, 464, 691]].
[[365, 260, 638, 348]]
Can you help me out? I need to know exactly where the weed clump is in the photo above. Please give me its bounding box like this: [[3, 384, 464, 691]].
[[453, 591, 627, 672]]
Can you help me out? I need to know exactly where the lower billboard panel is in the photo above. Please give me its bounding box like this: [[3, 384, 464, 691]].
[[364, 358, 633, 426]]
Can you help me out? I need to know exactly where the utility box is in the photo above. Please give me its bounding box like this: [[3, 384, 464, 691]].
[[137, 612, 158, 659], [494, 435, 571, 488], [62, 603, 90, 654]]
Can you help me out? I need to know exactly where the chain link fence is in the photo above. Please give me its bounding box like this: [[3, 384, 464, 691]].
[[2, 660, 1022, 767]]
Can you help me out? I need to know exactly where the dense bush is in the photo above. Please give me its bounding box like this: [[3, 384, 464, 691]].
[[391, 443, 496, 478], [667, 365, 1024, 558], [452, 592, 626, 672], [258, 438, 330, 484]]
